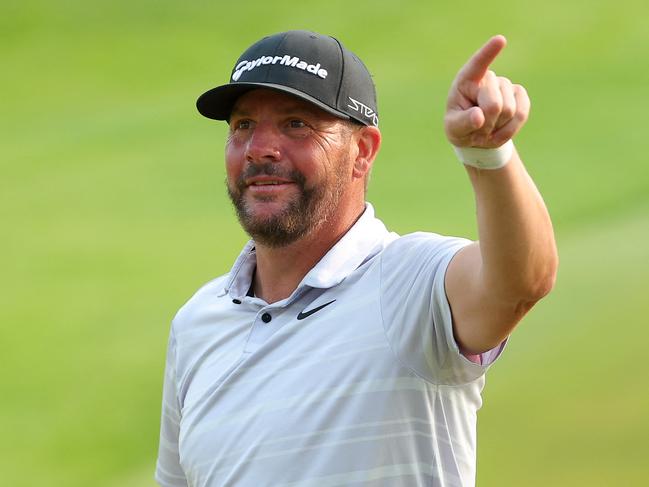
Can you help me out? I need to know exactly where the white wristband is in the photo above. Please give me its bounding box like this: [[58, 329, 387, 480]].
[[453, 140, 514, 170]]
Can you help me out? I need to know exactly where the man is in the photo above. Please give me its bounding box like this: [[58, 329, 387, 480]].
[[156, 30, 557, 487]]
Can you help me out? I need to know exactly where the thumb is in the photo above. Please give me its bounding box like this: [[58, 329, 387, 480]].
[[445, 106, 485, 140]]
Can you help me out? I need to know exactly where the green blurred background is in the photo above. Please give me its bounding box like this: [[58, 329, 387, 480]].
[[2, 0, 647, 485]]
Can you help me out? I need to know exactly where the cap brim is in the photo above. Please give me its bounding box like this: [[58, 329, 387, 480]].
[[196, 82, 352, 122]]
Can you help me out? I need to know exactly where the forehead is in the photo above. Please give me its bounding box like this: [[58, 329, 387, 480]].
[[231, 89, 340, 121]]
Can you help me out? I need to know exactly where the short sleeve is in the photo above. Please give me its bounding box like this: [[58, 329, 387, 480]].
[[379, 232, 503, 385], [155, 326, 188, 487]]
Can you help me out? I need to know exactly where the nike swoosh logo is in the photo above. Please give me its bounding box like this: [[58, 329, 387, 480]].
[[297, 299, 336, 320]]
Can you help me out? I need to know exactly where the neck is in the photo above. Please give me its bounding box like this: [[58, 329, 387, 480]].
[[252, 202, 365, 303]]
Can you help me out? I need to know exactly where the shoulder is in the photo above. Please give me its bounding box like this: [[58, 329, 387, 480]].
[[381, 232, 472, 267], [171, 274, 230, 330], [377, 232, 472, 305]]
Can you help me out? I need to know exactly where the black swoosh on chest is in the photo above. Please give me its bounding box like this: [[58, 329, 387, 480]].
[[296, 299, 336, 320]]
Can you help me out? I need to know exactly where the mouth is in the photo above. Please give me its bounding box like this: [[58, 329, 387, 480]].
[[244, 177, 297, 197], [250, 181, 289, 186], [246, 175, 294, 185], [246, 174, 296, 186], [234, 165, 306, 198]]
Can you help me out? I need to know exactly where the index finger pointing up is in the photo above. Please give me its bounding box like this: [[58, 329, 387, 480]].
[[457, 35, 507, 83]]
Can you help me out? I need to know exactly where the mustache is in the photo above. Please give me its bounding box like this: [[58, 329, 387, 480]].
[[236, 163, 306, 190]]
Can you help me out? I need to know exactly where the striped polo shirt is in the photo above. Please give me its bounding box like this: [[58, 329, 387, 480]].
[[156, 203, 505, 487]]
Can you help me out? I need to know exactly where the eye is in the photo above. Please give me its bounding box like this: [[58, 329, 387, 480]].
[[230, 119, 251, 131], [288, 119, 306, 129]]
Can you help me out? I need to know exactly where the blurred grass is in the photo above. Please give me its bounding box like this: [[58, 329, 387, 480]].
[[1, 0, 648, 485]]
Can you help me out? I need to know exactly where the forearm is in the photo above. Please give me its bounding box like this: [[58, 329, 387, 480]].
[[466, 148, 558, 304]]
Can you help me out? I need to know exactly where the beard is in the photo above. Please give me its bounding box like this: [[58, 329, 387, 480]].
[[227, 161, 347, 248]]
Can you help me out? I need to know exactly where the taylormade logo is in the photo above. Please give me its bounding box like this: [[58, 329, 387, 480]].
[[348, 97, 379, 126], [232, 55, 328, 81]]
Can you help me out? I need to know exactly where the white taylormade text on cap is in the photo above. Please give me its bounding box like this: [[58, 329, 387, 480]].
[[232, 55, 329, 81]]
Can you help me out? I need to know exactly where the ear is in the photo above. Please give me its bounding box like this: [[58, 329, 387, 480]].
[[352, 126, 381, 180]]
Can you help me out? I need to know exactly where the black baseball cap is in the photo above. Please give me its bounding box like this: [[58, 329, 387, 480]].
[[196, 30, 379, 127]]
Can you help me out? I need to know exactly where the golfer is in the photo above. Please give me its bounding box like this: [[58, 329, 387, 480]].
[[155, 30, 558, 487]]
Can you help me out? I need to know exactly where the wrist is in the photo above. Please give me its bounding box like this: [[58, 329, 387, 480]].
[[453, 140, 514, 170]]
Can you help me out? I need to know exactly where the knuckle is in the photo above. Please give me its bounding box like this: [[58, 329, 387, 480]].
[[501, 103, 516, 119], [458, 79, 477, 96], [514, 84, 529, 98], [498, 76, 512, 87], [500, 108, 516, 125], [516, 105, 530, 123], [482, 100, 502, 117]]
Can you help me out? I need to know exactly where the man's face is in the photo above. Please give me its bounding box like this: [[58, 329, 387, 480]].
[[225, 89, 357, 247]]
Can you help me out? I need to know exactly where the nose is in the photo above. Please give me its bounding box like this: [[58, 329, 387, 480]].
[[245, 121, 281, 163]]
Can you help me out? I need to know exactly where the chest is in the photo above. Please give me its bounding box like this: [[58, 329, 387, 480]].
[[176, 272, 395, 414]]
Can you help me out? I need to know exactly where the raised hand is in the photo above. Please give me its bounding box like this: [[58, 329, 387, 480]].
[[444, 35, 530, 149]]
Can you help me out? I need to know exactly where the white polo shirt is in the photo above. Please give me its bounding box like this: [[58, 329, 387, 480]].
[[156, 203, 505, 487]]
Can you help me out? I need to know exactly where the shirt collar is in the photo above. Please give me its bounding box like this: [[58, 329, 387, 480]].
[[225, 203, 396, 299]]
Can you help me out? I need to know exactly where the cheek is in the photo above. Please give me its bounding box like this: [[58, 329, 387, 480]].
[[293, 158, 323, 187], [224, 142, 244, 181], [324, 147, 353, 182], [292, 142, 335, 177]]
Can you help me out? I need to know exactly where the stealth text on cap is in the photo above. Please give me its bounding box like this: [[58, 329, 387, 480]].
[[347, 97, 379, 126], [232, 55, 329, 82]]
